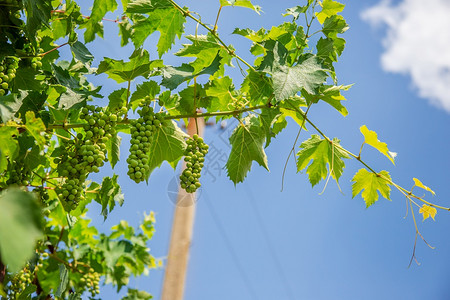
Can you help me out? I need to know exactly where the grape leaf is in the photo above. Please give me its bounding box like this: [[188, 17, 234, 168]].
[[419, 204, 437, 221], [55, 264, 69, 297], [13, 67, 42, 92], [351, 169, 392, 208], [129, 81, 160, 111], [322, 15, 349, 38], [0, 189, 43, 273], [122, 288, 152, 300], [118, 18, 132, 46], [176, 34, 232, 76], [226, 115, 269, 184], [146, 120, 187, 178], [70, 41, 94, 63], [413, 178, 435, 196], [240, 70, 273, 105], [360, 125, 396, 164], [161, 54, 222, 90], [315, 0, 345, 24], [130, 3, 186, 56], [81, 0, 118, 42], [205, 76, 235, 112], [219, 0, 261, 14], [0, 126, 19, 173], [97, 49, 157, 83], [107, 133, 122, 169], [96, 175, 124, 220], [302, 85, 351, 116], [22, 0, 52, 36], [266, 43, 327, 101], [283, 6, 308, 21], [259, 106, 283, 147], [108, 89, 129, 112], [126, 0, 172, 14], [0, 91, 28, 122], [296, 135, 349, 187], [25, 111, 46, 150]]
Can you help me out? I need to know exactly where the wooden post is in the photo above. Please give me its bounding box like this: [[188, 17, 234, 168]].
[[161, 118, 204, 300]]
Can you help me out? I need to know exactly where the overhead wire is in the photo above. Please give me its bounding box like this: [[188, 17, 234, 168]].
[[202, 191, 259, 300], [244, 184, 297, 300]]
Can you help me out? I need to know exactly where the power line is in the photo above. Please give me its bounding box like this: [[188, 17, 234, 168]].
[[244, 184, 297, 300], [202, 191, 259, 300]]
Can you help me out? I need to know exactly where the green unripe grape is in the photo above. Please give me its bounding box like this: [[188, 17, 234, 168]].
[[1, 82, 8, 89]]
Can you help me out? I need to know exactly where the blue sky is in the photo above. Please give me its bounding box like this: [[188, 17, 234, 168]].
[[73, 0, 450, 299]]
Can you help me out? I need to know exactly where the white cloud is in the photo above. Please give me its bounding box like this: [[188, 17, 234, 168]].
[[361, 0, 450, 112]]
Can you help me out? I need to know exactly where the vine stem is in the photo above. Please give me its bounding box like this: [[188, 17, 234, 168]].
[[213, 5, 223, 33], [39, 42, 69, 57], [43, 104, 269, 130], [167, 0, 255, 71], [280, 104, 311, 192], [285, 99, 450, 210]]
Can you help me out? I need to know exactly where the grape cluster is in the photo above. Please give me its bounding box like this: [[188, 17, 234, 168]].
[[8, 265, 33, 297], [127, 97, 166, 183], [0, 57, 18, 96], [79, 268, 100, 296], [6, 160, 30, 186], [34, 186, 50, 203], [180, 135, 208, 193], [56, 106, 124, 211]]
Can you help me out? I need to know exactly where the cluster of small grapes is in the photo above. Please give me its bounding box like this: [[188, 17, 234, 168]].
[[0, 57, 18, 96], [6, 160, 30, 186], [127, 97, 167, 183], [8, 264, 33, 297], [79, 268, 100, 296], [180, 134, 209, 193], [55, 106, 124, 211], [33, 186, 50, 203]]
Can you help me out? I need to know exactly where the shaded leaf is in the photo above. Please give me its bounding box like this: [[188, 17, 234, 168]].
[[226, 115, 269, 184], [0, 126, 19, 173], [97, 49, 155, 83], [131, 4, 186, 56], [0, 189, 43, 273], [55, 264, 69, 297], [25, 111, 46, 150], [70, 41, 94, 63], [130, 81, 160, 111], [146, 120, 187, 178], [107, 133, 122, 169], [161, 54, 222, 90]]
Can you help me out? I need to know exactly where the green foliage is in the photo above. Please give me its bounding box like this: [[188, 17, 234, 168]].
[[0, 0, 442, 298], [0, 189, 43, 273], [226, 115, 269, 184], [297, 135, 349, 187], [352, 169, 392, 208]]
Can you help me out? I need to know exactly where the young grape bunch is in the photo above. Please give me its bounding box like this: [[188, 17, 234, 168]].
[[180, 134, 209, 193], [0, 57, 18, 96], [56, 105, 124, 211], [127, 97, 166, 183], [79, 268, 101, 297]]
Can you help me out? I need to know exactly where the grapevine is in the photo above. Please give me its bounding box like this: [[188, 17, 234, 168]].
[[0, 0, 446, 298]]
